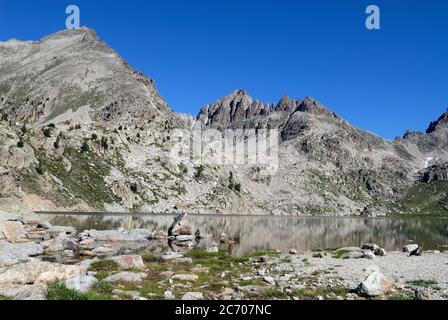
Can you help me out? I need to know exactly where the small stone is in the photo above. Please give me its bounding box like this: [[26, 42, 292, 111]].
[[182, 292, 203, 300], [374, 248, 386, 256], [192, 266, 209, 273], [161, 251, 184, 261], [361, 243, 380, 251], [414, 288, 432, 300], [222, 287, 234, 295], [403, 244, 419, 253], [263, 276, 275, 285], [220, 233, 227, 243], [172, 274, 198, 282], [206, 246, 219, 253], [175, 235, 195, 242], [164, 290, 175, 300], [37, 221, 52, 229], [289, 249, 298, 255]]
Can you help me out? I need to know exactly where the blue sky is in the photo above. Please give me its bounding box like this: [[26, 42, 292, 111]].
[[0, 0, 447, 139]]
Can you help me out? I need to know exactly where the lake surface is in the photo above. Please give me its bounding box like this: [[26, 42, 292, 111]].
[[40, 213, 448, 255]]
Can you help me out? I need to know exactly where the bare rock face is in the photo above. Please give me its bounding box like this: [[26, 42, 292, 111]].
[[418, 162, 448, 183], [0, 283, 47, 300], [197, 89, 301, 131], [0, 28, 175, 126], [0, 260, 86, 285]]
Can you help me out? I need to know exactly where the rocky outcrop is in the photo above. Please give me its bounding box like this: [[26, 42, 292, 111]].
[[418, 163, 448, 183]]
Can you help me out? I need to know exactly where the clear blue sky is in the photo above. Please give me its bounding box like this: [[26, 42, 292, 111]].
[[1, 0, 447, 139]]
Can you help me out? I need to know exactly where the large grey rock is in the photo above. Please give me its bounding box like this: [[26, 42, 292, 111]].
[[0, 199, 38, 222], [0, 260, 87, 285], [0, 220, 27, 241], [76, 257, 99, 268], [41, 233, 78, 253], [0, 252, 29, 268], [355, 270, 395, 297], [0, 241, 43, 257], [79, 229, 149, 242], [0, 284, 47, 300], [65, 273, 98, 293], [105, 272, 145, 283], [110, 255, 144, 269], [49, 226, 77, 238]]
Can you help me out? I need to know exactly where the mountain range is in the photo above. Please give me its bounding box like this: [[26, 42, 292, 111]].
[[1, 27, 447, 216]]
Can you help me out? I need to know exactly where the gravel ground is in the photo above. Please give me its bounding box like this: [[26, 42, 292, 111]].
[[272, 250, 448, 299]]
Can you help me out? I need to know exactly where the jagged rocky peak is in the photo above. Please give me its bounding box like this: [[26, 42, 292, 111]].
[[197, 89, 305, 129], [426, 109, 448, 134], [0, 27, 174, 127]]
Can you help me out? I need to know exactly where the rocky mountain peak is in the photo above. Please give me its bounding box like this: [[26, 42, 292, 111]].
[[197, 90, 303, 129], [0, 27, 174, 127], [426, 109, 448, 134]]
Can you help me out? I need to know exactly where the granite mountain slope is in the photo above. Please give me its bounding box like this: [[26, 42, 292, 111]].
[[0, 28, 447, 215]]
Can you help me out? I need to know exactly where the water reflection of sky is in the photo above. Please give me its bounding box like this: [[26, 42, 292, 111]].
[[42, 214, 448, 255]]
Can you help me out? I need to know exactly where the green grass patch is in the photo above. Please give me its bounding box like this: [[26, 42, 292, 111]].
[[93, 280, 114, 295], [331, 249, 351, 259], [47, 283, 87, 300], [140, 252, 157, 263], [89, 259, 119, 272], [395, 180, 448, 215], [234, 278, 265, 287], [406, 279, 438, 288], [47, 282, 113, 301], [388, 293, 414, 300], [185, 250, 248, 274], [257, 288, 287, 299], [32, 147, 114, 209], [280, 257, 292, 264]]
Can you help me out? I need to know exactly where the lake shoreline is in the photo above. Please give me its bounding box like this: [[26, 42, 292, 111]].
[[1, 210, 448, 300]]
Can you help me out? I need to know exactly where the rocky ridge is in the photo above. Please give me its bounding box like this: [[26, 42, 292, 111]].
[[0, 28, 448, 215]]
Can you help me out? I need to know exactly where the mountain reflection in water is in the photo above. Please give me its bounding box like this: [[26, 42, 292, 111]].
[[41, 214, 448, 255]]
